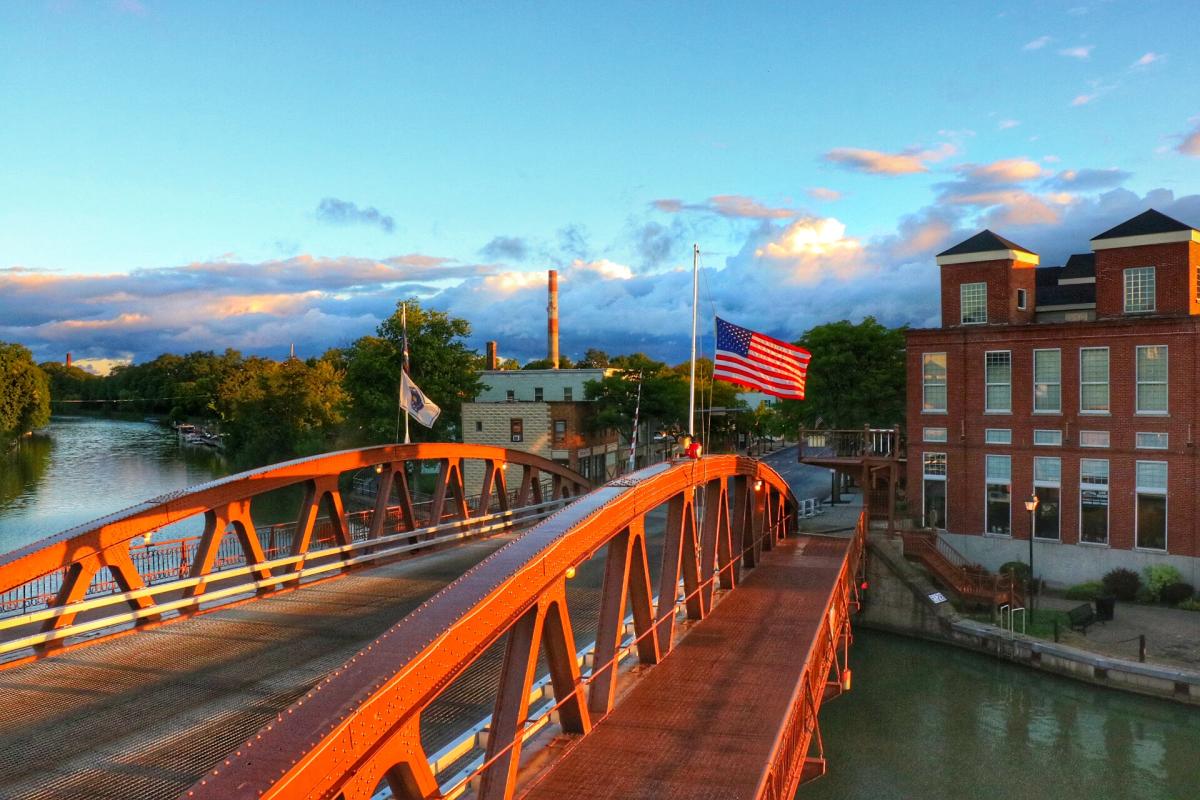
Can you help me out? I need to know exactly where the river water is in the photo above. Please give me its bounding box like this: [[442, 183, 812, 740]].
[[0, 416, 229, 554], [3, 419, 1197, 797], [802, 630, 1199, 800]]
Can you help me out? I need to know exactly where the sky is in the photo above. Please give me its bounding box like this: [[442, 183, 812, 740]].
[[2, 1, 1200, 373]]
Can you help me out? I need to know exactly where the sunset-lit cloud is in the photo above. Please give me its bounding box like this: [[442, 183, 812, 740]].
[[822, 142, 956, 176], [1179, 124, 1200, 157], [652, 194, 805, 219], [959, 158, 1044, 183], [807, 187, 843, 202]]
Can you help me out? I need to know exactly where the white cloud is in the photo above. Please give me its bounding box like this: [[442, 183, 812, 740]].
[[1131, 52, 1163, 68], [807, 187, 843, 202], [823, 142, 956, 176], [1072, 92, 1099, 106], [1023, 36, 1051, 50], [1178, 124, 1200, 157], [1059, 45, 1094, 59], [998, 119, 1020, 130]]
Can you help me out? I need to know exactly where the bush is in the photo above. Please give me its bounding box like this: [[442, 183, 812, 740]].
[[1144, 564, 1185, 602], [1102, 568, 1141, 601], [999, 561, 1030, 582], [1160, 582, 1195, 606], [1179, 597, 1200, 612], [1064, 581, 1103, 601]]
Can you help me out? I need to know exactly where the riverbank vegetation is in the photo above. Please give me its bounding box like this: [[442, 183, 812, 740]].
[[3, 311, 909, 468]]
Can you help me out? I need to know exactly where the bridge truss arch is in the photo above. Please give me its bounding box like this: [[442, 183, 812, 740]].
[[0, 444, 589, 664], [184, 454, 802, 800]]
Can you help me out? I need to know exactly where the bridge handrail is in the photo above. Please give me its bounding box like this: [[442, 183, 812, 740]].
[[0, 444, 589, 658], [183, 454, 799, 800]]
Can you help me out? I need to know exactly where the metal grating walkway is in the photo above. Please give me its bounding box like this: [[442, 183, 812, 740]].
[[0, 535, 516, 800], [521, 535, 851, 800]]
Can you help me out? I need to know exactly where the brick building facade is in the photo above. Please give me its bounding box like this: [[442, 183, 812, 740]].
[[906, 209, 1200, 587]]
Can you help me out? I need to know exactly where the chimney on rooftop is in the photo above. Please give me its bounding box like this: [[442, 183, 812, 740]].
[[547, 269, 559, 368], [485, 340, 498, 370], [66, 352, 72, 368]]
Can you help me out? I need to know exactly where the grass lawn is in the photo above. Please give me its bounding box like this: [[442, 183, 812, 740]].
[[969, 607, 1072, 640]]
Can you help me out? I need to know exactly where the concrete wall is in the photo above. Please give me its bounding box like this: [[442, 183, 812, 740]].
[[475, 369, 611, 403]]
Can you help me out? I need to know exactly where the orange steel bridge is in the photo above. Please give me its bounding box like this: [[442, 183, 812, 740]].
[[0, 444, 865, 800]]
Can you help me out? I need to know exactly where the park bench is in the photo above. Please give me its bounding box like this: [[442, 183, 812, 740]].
[[1068, 603, 1097, 633]]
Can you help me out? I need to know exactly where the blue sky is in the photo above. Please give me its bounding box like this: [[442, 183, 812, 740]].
[[2, 1, 1199, 371]]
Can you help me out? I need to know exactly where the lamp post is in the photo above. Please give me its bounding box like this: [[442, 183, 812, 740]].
[[1024, 494, 1039, 612]]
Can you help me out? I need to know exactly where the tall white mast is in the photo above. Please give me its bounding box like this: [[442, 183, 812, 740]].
[[688, 243, 699, 437]]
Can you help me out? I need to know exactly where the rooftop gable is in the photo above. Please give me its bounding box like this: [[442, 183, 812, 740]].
[[937, 229, 1035, 257], [1091, 208, 1196, 241]]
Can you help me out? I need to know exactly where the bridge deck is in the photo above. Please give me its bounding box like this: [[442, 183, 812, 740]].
[[522, 534, 850, 800], [0, 534, 520, 800]]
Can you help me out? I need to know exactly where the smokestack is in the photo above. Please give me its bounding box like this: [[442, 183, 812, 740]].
[[547, 269, 559, 369], [66, 352, 72, 368], [486, 341, 498, 370]]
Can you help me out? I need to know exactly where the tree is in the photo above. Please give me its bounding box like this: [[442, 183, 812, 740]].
[[576, 348, 610, 368], [583, 354, 687, 446], [0, 342, 51, 445], [215, 355, 349, 465], [777, 317, 907, 430], [343, 300, 482, 443], [522, 356, 574, 370]]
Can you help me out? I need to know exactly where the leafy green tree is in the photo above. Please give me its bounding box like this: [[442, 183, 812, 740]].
[[0, 343, 51, 444], [583, 353, 687, 446], [343, 300, 482, 443], [215, 355, 349, 465], [522, 356, 574, 369], [39, 361, 99, 403], [777, 317, 907, 430]]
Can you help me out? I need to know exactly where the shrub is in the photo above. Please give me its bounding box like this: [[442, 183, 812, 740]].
[[1064, 581, 1103, 601], [1143, 564, 1185, 602], [1102, 568, 1141, 601], [1160, 582, 1195, 606], [999, 561, 1030, 582], [1179, 597, 1200, 612]]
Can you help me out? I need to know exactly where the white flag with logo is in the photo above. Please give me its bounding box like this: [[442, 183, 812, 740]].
[[399, 370, 441, 428]]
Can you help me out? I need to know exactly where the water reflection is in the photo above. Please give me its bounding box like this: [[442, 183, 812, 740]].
[[0, 434, 52, 510], [801, 631, 1200, 800]]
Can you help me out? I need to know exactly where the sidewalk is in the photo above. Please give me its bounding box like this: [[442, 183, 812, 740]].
[[1038, 593, 1200, 671]]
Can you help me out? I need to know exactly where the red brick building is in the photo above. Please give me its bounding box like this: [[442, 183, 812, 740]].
[[906, 209, 1200, 587]]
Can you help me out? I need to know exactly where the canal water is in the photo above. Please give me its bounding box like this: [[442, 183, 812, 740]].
[[0, 416, 229, 554], [802, 630, 1200, 800]]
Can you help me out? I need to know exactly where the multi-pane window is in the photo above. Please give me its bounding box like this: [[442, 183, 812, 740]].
[[985, 351, 1011, 412], [923, 452, 947, 529], [923, 427, 948, 443], [1136, 432, 1168, 450], [1033, 457, 1061, 541], [1135, 461, 1167, 551], [534, 387, 544, 402], [510, 418, 524, 443], [1124, 266, 1156, 313], [1080, 459, 1109, 545], [1080, 348, 1110, 413], [985, 455, 1011, 535], [922, 353, 947, 412], [1033, 349, 1061, 413], [961, 282, 987, 324], [564, 387, 573, 401], [985, 429, 1011, 444], [1033, 429, 1063, 446], [1136, 345, 1168, 414], [1079, 430, 1110, 448], [553, 419, 566, 443]]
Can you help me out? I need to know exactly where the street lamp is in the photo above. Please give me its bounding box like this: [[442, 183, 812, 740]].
[[1024, 494, 1039, 611]]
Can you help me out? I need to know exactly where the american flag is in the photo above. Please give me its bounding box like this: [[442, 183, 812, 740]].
[[713, 317, 811, 400]]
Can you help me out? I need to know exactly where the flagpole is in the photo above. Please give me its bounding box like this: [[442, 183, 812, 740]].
[[402, 303, 411, 444], [688, 243, 699, 437]]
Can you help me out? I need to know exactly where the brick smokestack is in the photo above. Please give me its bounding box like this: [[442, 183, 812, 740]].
[[547, 269, 559, 369], [485, 340, 498, 370], [66, 352, 72, 368]]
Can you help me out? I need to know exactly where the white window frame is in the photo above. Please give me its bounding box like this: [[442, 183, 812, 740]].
[[1134, 460, 1168, 552], [961, 282, 987, 325], [1033, 429, 1063, 447], [1033, 456, 1061, 541], [1032, 348, 1061, 414], [923, 427, 948, 443], [984, 350, 1012, 414], [984, 454, 1012, 537], [1078, 430, 1111, 448], [1017, 288, 1027, 311], [1079, 347, 1110, 414], [1123, 266, 1156, 313], [1135, 345, 1168, 416], [1135, 432, 1168, 450], [984, 428, 1011, 445], [922, 353, 947, 413], [1079, 458, 1110, 547]]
